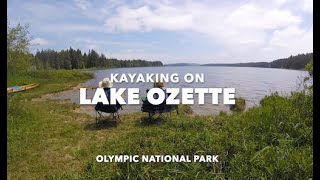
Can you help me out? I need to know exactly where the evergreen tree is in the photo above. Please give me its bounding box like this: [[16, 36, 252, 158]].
[[34, 48, 164, 69]]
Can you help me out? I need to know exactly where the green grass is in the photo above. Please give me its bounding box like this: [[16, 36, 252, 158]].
[[7, 70, 94, 100], [7, 70, 313, 179]]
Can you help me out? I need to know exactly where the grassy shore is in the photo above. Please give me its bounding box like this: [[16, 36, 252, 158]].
[[7, 70, 312, 179], [7, 70, 94, 99]]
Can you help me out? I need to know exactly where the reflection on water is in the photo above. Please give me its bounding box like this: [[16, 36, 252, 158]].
[[51, 66, 308, 115]]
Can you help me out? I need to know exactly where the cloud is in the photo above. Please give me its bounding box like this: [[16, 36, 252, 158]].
[[102, 1, 303, 47], [41, 24, 103, 33], [102, 0, 311, 62], [104, 1, 301, 33], [74, 38, 156, 48], [303, 0, 313, 14], [268, 25, 313, 54], [224, 4, 301, 30], [271, 0, 288, 7], [30, 37, 49, 45], [104, 5, 193, 32], [107, 50, 168, 61], [86, 44, 99, 50], [8, 0, 313, 63], [74, 0, 90, 10], [127, 48, 145, 53]]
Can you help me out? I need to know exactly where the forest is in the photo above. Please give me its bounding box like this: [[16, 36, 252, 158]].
[[269, 53, 313, 69], [34, 48, 163, 70], [203, 53, 313, 70]]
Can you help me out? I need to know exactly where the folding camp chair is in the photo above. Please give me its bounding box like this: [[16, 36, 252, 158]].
[[94, 102, 122, 127], [143, 104, 178, 121], [141, 90, 179, 121]]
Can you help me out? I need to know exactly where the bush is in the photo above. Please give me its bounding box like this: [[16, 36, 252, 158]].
[[230, 97, 246, 112], [179, 104, 193, 115]]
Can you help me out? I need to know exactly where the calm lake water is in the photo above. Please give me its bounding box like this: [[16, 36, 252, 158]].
[[53, 66, 308, 115]]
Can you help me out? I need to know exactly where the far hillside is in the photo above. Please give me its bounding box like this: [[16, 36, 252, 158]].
[[203, 53, 313, 70], [165, 63, 200, 66], [269, 53, 313, 69]]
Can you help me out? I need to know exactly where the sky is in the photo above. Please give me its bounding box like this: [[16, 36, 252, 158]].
[[8, 0, 313, 64]]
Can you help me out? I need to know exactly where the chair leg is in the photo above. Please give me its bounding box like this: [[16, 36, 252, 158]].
[[111, 113, 116, 121], [95, 111, 121, 127], [156, 113, 165, 120], [96, 111, 99, 127], [117, 112, 121, 122], [109, 112, 120, 125]]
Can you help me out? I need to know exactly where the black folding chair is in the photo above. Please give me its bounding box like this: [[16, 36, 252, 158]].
[[141, 89, 179, 121], [94, 102, 122, 127], [142, 104, 178, 121]]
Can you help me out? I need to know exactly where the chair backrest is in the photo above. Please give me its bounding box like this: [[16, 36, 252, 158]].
[[145, 88, 168, 105], [95, 88, 122, 113], [95, 102, 119, 113]]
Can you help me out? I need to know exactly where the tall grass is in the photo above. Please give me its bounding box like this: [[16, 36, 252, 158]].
[[74, 91, 312, 179]]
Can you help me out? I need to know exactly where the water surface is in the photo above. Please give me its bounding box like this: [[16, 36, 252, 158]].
[[53, 66, 307, 115]]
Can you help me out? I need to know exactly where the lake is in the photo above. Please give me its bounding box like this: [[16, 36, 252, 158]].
[[52, 66, 308, 115]]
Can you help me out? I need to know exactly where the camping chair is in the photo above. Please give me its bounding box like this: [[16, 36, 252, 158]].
[[141, 89, 179, 121], [94, 102, 122, 127]]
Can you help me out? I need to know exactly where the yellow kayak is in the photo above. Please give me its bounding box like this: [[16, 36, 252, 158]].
[[7, 83, 39, 93]]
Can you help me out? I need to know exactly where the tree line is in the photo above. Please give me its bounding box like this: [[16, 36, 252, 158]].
[[34, 48, 163, 70], [203, 53, 313, 70], [269, 53, 313, 69]]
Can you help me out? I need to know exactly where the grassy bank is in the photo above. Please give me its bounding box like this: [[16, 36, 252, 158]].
[[7, 70, 94, 100], [7, 70, 312, 179]]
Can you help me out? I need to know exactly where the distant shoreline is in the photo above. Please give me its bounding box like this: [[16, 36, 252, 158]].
[[164, 65, 307, 71], [89, 65, 307, 72], [165, 53, 312, 71]]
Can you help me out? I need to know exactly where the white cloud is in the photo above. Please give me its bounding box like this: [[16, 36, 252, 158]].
[[268, 25, 313, 54], [225, 4, 301, 30], [127, 48, 145, 53], [86, 44, 98, 50], [104, 5, 193, 32], [104, 1, 301, 33], [102, 1, 302, 45], [272, 0, 288, 7], [103, 0, 312, 62], [303, 0, 313, 14], [74, 0, 90, 10], [108, 50, 168, 61], [9, 0, 312, 63], [74, 38, 157, 48], [30, 37, 49, 45], [41, 24, 103, 33]]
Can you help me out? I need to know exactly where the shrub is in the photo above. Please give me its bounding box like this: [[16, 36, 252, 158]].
[[179, 104, 193, 115], [230, 97, 246, 112]]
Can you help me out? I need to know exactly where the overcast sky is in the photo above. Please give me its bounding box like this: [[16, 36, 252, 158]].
[[8, 0, 313, 64]]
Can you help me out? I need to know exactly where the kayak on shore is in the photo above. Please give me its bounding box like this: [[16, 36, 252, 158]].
[[7, 83, 39, 93]]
